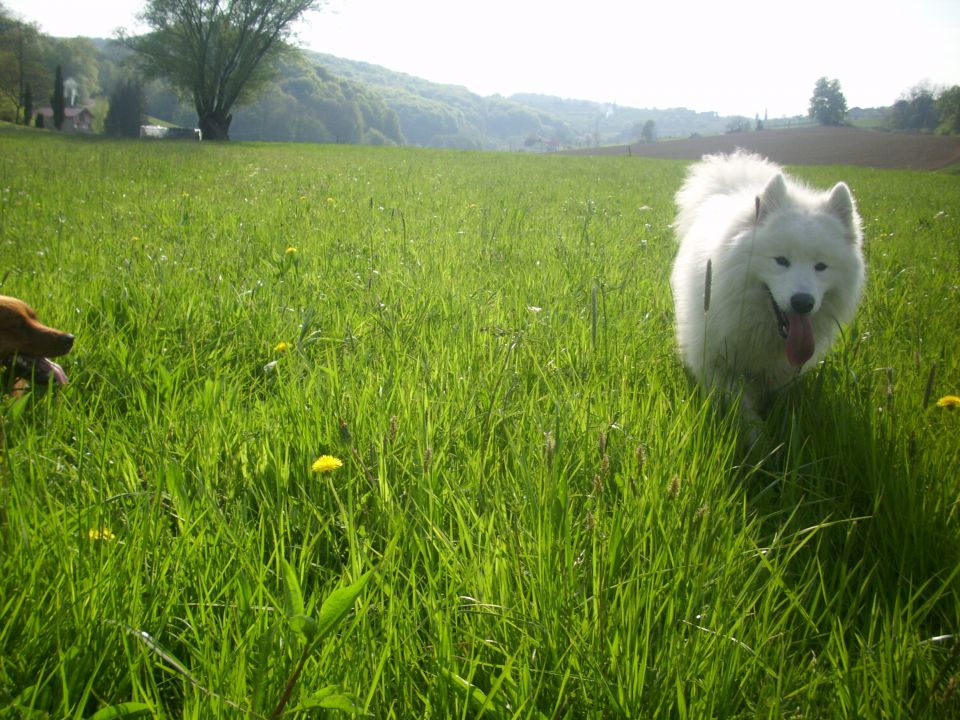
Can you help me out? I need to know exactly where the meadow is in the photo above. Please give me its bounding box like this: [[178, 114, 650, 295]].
[[0, 130, 958, 719]]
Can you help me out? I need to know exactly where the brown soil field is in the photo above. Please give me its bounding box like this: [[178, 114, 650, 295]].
[[567, 126, 960, 171]]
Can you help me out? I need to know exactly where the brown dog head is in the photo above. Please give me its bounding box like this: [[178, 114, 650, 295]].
[[0, 295, 74, 388]]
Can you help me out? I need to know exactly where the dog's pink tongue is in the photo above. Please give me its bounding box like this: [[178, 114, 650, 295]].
[[48, 360, 68, 385], [785, 314, 815, 367]]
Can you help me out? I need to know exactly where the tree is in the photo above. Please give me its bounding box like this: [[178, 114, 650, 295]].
[[937, 86, 960, 135], [45, 37, 103, 106], [809, 77, 847, 126], [640, 119, 656, 143], [105, 79, 145, 137], [889, 84, 940, 132], [0, 9, 48, 124], [725, 116, 750, 133], [22, 82, 32, 125], [123, 0, 320, 140], [51, 64, 65, 130]]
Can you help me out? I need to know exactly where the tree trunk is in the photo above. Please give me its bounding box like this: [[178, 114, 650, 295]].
[[199, 111, 232, 141]]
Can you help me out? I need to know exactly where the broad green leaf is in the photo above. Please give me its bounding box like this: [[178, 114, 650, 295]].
[[298, 686, 362, 715], [87, 702, 155, 720], [289, 612, 318, 642], [318, 693, 362, 713], [314, 570, 373, 641], [281, 558, 306, 619]]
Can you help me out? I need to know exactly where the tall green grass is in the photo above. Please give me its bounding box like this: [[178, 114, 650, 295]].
[[1, 131, 958, 718]]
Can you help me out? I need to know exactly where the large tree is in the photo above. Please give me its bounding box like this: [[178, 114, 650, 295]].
[[808, 77, 847, 126], [123, 0, 319, 140], [105, 78, 145, 137], [0, 7, 48, 124]]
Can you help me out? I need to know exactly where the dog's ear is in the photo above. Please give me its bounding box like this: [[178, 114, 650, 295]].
[[757, 173, 787, 222], [825, 182, 861, 244]]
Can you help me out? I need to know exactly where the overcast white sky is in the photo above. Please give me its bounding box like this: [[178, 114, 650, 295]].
[[5, 0, 959, 117]]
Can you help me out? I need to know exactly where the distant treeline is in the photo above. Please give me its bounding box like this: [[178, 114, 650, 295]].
[[3, 7, 957, 148]]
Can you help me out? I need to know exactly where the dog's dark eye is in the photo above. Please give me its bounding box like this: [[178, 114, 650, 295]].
[[774, 256, 790, 267], [815, 262, 828, 272]]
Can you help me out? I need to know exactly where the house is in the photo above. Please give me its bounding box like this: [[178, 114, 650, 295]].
[[34, 106, 95, 133]]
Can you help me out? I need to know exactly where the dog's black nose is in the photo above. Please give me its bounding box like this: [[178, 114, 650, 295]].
[[791, 293, 815, 314]]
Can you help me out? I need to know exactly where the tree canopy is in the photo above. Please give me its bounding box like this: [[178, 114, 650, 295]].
[[124, 0, 319, 140], [0, 8, 48, 124], [809, 77, 847, 126], [937, 86, 960, 135], [105, 79, 144, 137]]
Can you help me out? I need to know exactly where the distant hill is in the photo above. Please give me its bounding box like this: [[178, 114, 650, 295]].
[[17, 36, 892, 152], [305, 52, 572, 150], [509, 93, 732, 140], [305, 53, 754, 150]]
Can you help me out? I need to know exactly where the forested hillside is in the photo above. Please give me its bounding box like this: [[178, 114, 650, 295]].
[[306, 53, 744, 148], [306, 52, 575, 149], [1, 8, 824, 149], [141, 52, 406, 145]]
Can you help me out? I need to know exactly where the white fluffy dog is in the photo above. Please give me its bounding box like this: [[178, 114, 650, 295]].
[[670, 151, 865, 415]]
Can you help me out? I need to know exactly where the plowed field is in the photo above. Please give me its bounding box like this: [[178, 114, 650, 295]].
[[570, 126, 960, 170]]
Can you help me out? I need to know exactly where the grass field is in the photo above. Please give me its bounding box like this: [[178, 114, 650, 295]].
[[1, 131, 959, 719]]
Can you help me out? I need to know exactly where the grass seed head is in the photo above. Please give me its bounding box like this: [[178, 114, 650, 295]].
[[586, 510, 597, 532], [544, 431, 556, 468], [667, 474, 681, 499], [339, 418, 353, 442]]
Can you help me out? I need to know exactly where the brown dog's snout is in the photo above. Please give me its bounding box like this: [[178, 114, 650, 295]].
[[52, 332, 75, 356], [21, 324, 74, 358], [0, 295, 75, 359]]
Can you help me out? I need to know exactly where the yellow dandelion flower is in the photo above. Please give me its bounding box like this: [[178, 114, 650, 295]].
[[312, 455, 343, 473], [326, 197, 336, 206], [936, 395, 960, 409], [88, 527, 116, 541], [274, 341, 290, 353], [285, 246, 298, 255]]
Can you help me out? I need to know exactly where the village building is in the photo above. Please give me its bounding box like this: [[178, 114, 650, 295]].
[[33, 106, 95, 133]]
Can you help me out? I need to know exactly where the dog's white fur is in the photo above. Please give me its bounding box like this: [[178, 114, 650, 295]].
[[670, 151, 865, 413]]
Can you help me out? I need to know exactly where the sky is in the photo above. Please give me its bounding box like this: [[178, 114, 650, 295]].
[[5, 0, 959, 118]]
